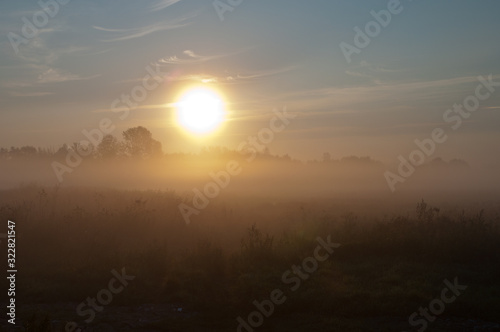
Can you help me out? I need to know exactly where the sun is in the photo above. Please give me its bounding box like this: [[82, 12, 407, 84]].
[[176, 87, 226, 135]]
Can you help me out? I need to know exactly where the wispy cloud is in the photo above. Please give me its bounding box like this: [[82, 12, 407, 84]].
[[8, 91, 54, 97], [161, 66, 295, 85], [169, 74, 222, 83], [294, 75, 495, 102], [157, 48, 253, 65], [93, 14, 194, 42], [148, 0, 183, 12], [158, 50, 226, 65], [156, 51, 296, 85], [2, 66, 100, 89], [37, 68, 99, 84], [9, 23, 78, 66], [1, 29, 100, 91], [344, 61, 410, 85], [92, 103, 167, 114], [250, 74, 500, 120], [231, 66, 296, 81]]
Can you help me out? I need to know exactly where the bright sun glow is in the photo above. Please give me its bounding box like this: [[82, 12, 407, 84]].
[[176, 87, 225, 135]]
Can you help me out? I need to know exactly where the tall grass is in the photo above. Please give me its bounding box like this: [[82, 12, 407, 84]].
[[1, 185, 499, 329]]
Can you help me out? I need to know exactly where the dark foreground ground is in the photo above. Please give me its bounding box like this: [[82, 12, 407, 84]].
[[4, 303, 500, 331], [0, 186, 499, 331]]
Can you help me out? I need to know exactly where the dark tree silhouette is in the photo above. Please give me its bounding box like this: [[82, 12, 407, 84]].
[[54, 144, 69, 159], [97, 134, 121, 159], [122, 126, 162, 159]]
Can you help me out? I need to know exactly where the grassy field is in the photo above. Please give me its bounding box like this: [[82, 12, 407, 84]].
[[0, 185, 499, 331]]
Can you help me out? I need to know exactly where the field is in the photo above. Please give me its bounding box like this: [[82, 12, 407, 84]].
[[1, 183, 499, 331]]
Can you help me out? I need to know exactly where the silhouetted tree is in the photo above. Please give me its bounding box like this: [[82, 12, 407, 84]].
[[97, 135, 121, 159], [54, 144, 69, 159], [122, 126, 162, 159], [70, 142, 94, 158]]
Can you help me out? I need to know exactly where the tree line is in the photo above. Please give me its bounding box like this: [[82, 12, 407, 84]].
[[1, 126, 162, 161]]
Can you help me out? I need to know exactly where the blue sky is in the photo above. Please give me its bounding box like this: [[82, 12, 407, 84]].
[[1, 0, 499, 165]]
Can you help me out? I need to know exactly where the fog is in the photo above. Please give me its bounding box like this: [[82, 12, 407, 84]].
[[1, 150, 499, 213]]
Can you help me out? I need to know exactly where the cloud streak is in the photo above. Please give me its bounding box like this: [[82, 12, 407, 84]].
[[93, 14, 194, 42], [148, 0, 183, 12], [8, 91, 54, 97], [158, 50, 228, 65], [37, 68, 100, 84]]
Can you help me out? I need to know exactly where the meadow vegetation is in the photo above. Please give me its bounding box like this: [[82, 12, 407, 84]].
[[1, 184, 499, 331]]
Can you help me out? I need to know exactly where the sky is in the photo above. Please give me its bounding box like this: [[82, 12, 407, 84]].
[[1, 0, 500, 166]]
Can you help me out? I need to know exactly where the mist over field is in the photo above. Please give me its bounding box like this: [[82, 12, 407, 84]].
[[2, 0, 500, 331], [1, 143, 499, 194], [1, 140, 500, 331]]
